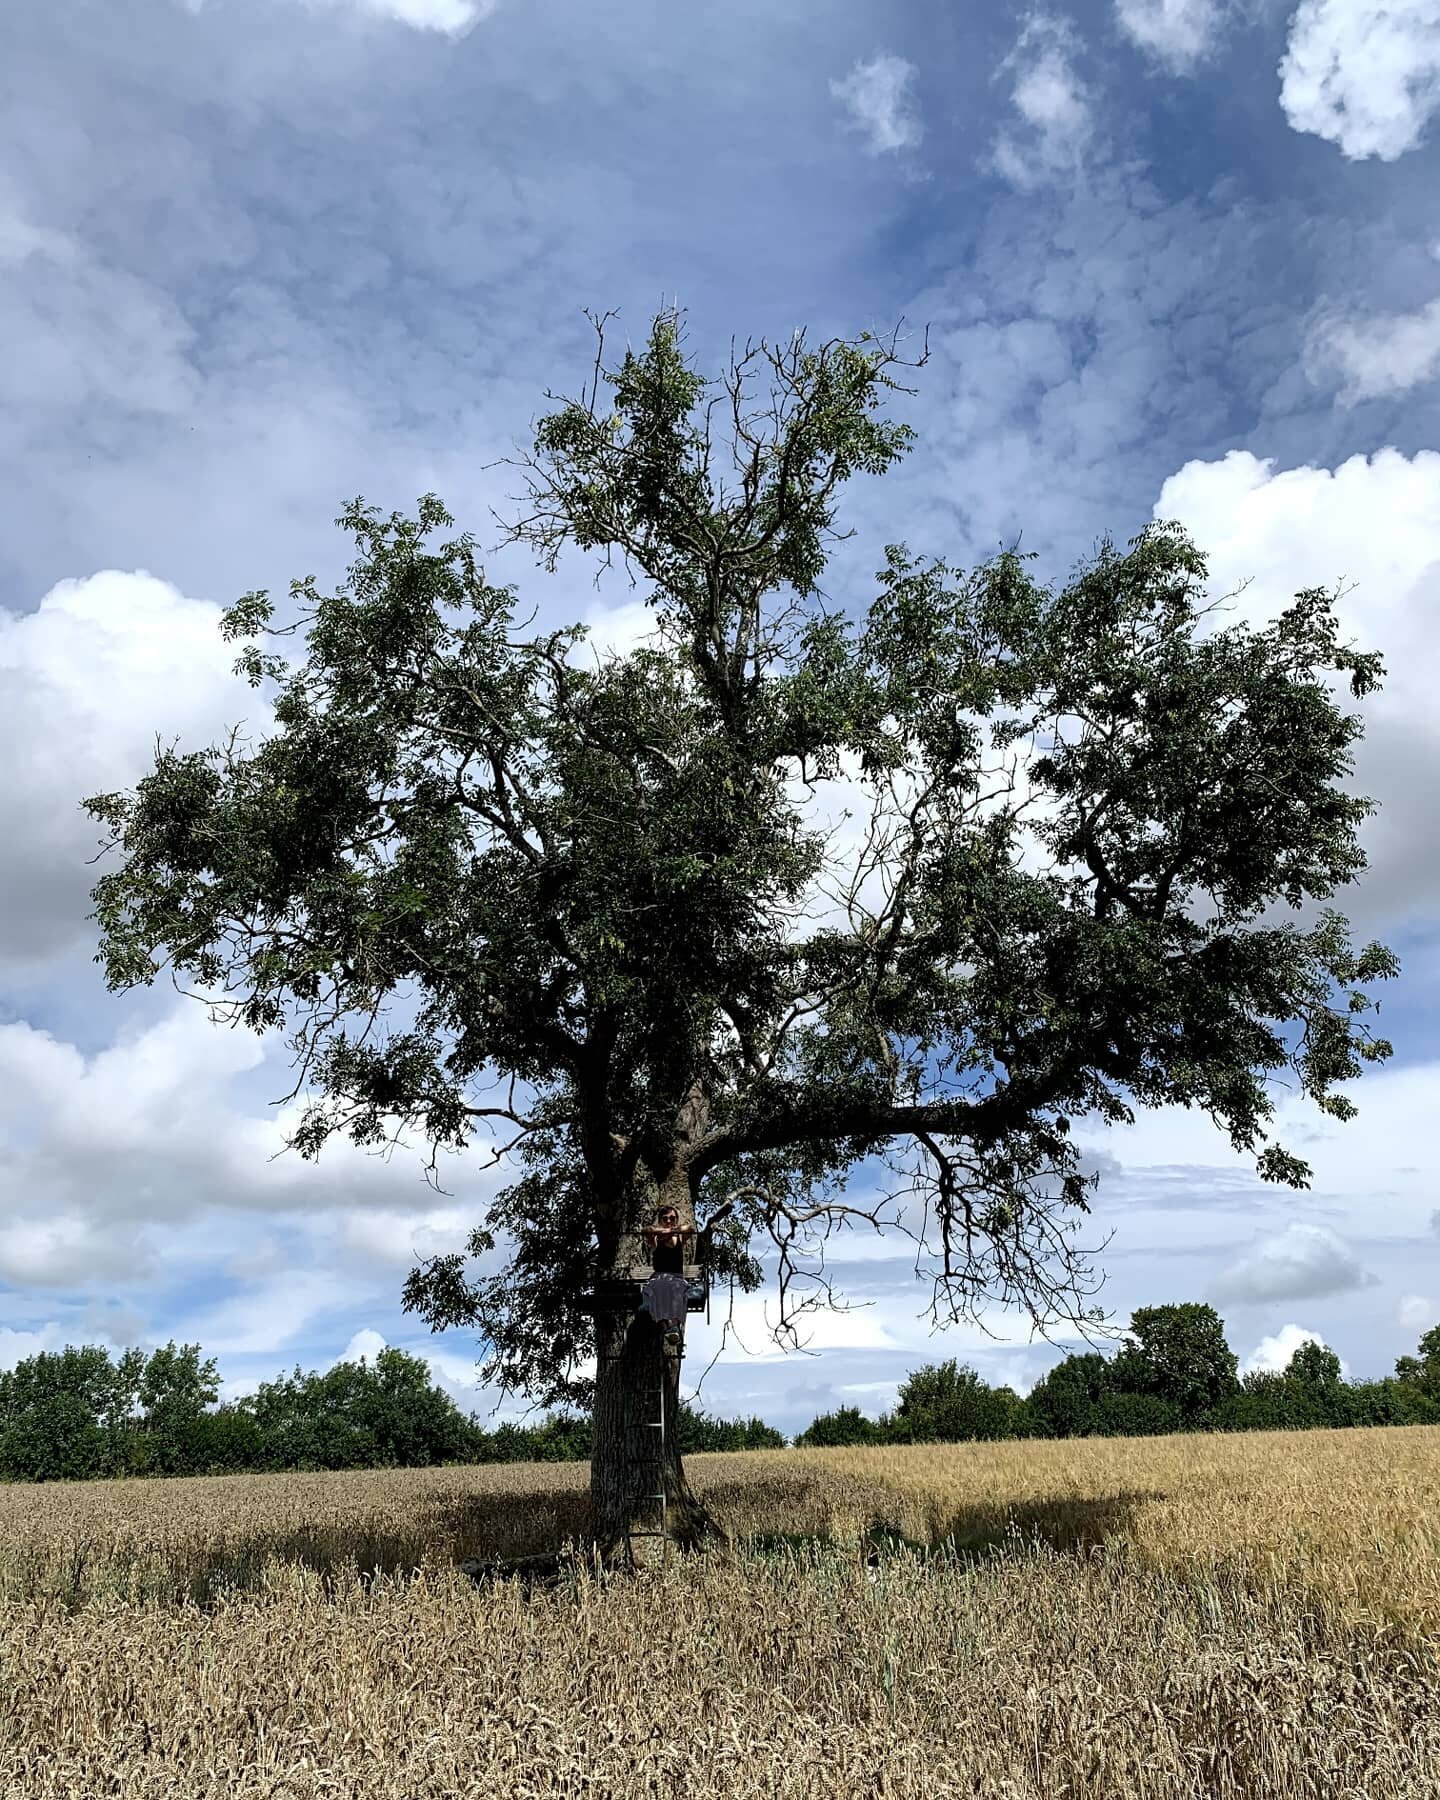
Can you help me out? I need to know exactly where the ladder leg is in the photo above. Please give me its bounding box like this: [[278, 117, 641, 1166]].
[[626, 1360, 671, 1564]]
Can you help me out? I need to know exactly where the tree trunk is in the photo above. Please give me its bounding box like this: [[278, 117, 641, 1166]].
[[590, 1305, 717, 1565]]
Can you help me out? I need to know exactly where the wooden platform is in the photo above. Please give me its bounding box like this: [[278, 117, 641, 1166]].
[[577, 1265, 707, 1314]]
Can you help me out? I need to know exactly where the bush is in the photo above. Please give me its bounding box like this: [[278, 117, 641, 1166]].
[[891, 1361, 1026, 1444], [1026, 1353, 1115, 1439], [236, 1348, 482, 1472], [678, 1407, 784, 1453], [1344, 1378, 1440, 1428], [793, 1406, 887, 1449], [1093, 1391, 1182, 1437]]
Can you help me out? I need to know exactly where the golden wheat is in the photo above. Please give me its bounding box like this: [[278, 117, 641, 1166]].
[[0, 1427, 1435, 1797]]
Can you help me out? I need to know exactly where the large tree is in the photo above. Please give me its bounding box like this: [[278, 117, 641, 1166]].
[[84, 311, 1397, 1558]]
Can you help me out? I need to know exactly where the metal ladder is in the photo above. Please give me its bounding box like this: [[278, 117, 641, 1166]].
[[624, 1357, 672, 1566]]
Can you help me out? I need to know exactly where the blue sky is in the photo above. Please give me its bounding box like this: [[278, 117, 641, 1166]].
[[2, 0, 1439, 1436]]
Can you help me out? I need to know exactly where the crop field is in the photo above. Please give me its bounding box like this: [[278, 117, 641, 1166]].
[[0, 1427, 1437, 1798]]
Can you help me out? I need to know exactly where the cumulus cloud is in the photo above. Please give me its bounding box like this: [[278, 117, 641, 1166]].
[[0, 569, 269, 972], [173, 1268, 358, 1357], [574, 595, 663, 666], [79, 1302, 150, 1350], [335, 1326, 388, 1364], [988, 15, 1094, 191], [1150, 445, 1440, 938], [1306, 294, 1440, 403], [0, 209, 77, 267], [0, 1215, 157, 1289], [1279, 0, 1440, 161], [348, 0, 495, 27], [1397, 1294, 1436, 1331], [1210, 1223, 1377, 1304], [1241, 1321, 1345, 1376], [830, 54, 923, 155], [224, 1236, 291, 1281], [0, 1324, 66, 1372], [0, 1005, 503, 1244], [180, 0, 495, 31], [335, 1206, 480, 1272], [1114, 0, 1228, 71]]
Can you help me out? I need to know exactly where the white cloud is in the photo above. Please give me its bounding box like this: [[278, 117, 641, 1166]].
[[1115, 0, 1227, 71], [0, 208, 77, 267], [0, 1323, 66, 1372], [346, 0, 495, 28], [1210, 1223, 1377, 1304], [421, 1346, 489, 1392], [0, 213, 199, 419], [573, 596, 663, 665], [989, 15, 1094, 191], [0, 1005, 503, 1246], [1241, 1321, 1345, 1376], [0, 569, 268, 972], [224, 1235, 290, 1281], [1279, 0, 1440, 162], [1150, 445, 1440, 939], [0, 1214, 157, 1289], [1153, 446, 1440, 685], [713, 1275, 1066, 1366], [78, 1302, 150, 1350], [334, 1205, 478, 1272], [173, 1268, 357, 1357], [1306, 295, 1440, 403], [1084, 1055, 1440, 1248], [718, 1291, 903, 1362], [1397, 1294, 1436, 1331], [180, 0, 495, 32], [830, 54, 923, 155], [335, 1326, 388, 1365]]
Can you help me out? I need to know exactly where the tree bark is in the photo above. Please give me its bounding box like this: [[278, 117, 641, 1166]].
[[589, 1305, 716, 1565]]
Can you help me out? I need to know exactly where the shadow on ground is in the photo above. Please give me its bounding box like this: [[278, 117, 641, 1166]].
[[732, 1489, 1166, 1570], [34, 1479, 1165, 1609]]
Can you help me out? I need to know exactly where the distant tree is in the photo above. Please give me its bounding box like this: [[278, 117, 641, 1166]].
[[893, 1359, 1024, 1442], [138, 1342, 222, 1473], [355, 1345, 480, 1466], [472, 1403, 781, 1461], [183, 1403, 266, 1474], [84, 308, 1400, 1558], [1395, 1324, 1440, 1401], [1345, 1378, 1439, 1428], [1111, 1303, 1239, 1422], [1092, 1391, 1182, 1437], [1026, 1351, 1115, 1438], [1203, 1373, 1291, 1433], [0, 1346, 137, 1481], [1285, 1338, 1343, 1391], [1205, 1347, 1346, 1432], [237, 1347, 478, 1470], [480, 1412, 593, 1463], [794, 1405, 887, 1449], [677, 1406, 785, 1453]]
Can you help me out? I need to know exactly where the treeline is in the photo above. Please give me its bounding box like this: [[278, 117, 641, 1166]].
[[0, 1342, 780, 1484], [796, 1306, 1440, 1446], [6, 1309, 1436, 1482]]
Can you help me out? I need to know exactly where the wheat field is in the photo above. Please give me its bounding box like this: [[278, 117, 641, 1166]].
[[0, 1427, 1437, 1797]]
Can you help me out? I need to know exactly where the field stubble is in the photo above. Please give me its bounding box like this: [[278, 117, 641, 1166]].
[[0, 1426, 1436, 1798]]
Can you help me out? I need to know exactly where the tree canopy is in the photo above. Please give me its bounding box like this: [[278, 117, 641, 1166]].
[[85, 310, 1398, 1414]]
